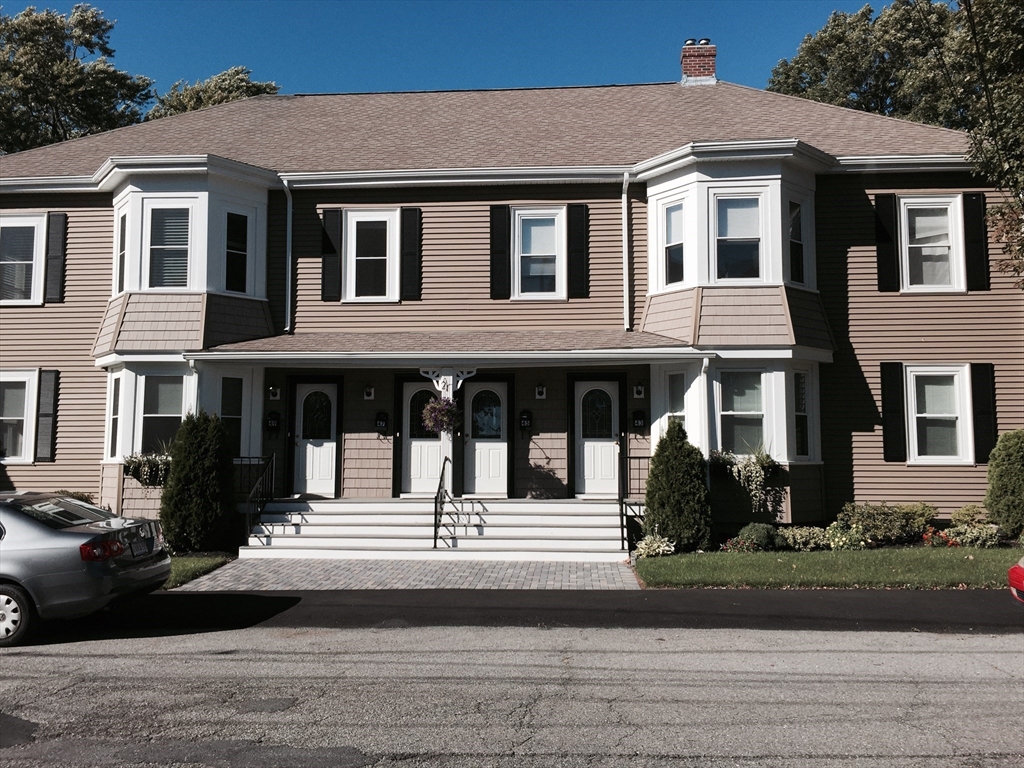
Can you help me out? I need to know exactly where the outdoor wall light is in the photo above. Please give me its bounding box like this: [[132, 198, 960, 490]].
[[633, 383, 645, 399], [268, 386, 281, 401], [364, 385, 375, 400], [535, 384, 546, 400]]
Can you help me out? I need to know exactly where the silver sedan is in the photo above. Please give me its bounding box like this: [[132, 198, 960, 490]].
[[0, 493, 171, 646]]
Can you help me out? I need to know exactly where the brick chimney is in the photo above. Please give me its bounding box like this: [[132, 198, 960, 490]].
[[680, 38, 717, 85]]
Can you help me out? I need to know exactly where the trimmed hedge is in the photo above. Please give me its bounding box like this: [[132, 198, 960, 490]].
[[837, 502, 933, 546]]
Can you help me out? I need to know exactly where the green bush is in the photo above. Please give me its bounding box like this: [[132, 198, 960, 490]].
[[777, 526, 830, 552], [950, 504, 987, 527], [634, 530, 676, 559], [159, 411, 237, 553], [734, 522, 783, 551], [946, 524, 1001, 549], [984, 430, 1024, 539], [825, 520, 866, 550], [838, 502, 933, 546], [643, 422, 711, 552]]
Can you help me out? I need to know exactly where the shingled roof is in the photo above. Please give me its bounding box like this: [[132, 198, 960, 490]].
[[0, 81, 969, 180]]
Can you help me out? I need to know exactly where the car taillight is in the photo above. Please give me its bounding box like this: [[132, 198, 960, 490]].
[[80, 540, 124, 562]]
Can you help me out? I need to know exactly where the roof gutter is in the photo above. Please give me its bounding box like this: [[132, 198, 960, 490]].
[[280, 177, 294, 333]]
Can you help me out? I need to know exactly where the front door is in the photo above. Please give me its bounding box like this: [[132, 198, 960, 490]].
[[402, 383, 442, 495], [294, 383, 337, 496], [464, 382, 507, 496], [575, 381, 619, 497]]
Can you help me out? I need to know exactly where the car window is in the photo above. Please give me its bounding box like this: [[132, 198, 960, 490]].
[[11, 498, 117, 529]]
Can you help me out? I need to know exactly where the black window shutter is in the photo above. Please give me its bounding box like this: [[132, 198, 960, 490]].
[[567, 204, 589, 299], [971, 362, 997, 464], [44, 213, 67, 303], [963, 193, 989, 291], [35, 370, 59, 462], [489, 205, 511, 300], [874, 194, 900, 293], [400, 207, 422, 301], [321, 209, 342, 302], [879, 362, 906, 462]]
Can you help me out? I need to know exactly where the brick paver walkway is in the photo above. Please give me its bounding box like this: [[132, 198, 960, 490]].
[[175, 558, 641, 591]]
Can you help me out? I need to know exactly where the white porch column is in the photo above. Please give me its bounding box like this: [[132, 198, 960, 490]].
[[420, 367, 476, 493]]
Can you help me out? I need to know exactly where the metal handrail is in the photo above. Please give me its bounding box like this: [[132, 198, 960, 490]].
[[619, 454, 649, 548], [433, 456, 455, 548], [245, 454, 276, 537]]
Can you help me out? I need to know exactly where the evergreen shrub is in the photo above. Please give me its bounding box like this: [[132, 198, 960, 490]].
[[160, 411, 237, 553], [777, 526, 829, 552], [643, 421, 711, 552], [984, 430, 1024, 539], [734, 522, 784, 551], [838, 501, 933, 546]]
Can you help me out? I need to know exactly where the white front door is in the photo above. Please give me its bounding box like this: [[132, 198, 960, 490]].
[[575, 381, 619, 497], [464, 382, 507, 497], [294, 383, 337, 496], [402, 383, 443, 495]]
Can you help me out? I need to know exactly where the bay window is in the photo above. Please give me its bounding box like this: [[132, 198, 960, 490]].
[[719, 370, 764, 454], [716, 197, 760, 280]]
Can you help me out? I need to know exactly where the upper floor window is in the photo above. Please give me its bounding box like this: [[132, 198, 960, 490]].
[[0, 370, 37, 463], [225, 212, 248, 293], [512, 206, 566, 299], [140, 375, 183, 454], [789, 202, 804, 285], [0, 214, 46, 305], [716, 197, 760, 280], [719, 370, 764, 454], [148, 207, 190, 289], [664, 202, 685, 286], [343, 208, 400, 302], [115, 213, 127, 294], [900, 196, 964, 291]]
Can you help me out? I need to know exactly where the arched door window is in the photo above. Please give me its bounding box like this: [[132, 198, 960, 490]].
[[581, 388, 613, 439], [301, 391, 333, 440], [409, 389, 439, 439], [471, 390, 502, 439]]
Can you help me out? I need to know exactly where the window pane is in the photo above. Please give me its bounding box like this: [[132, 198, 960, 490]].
[[665, 244, 684, 284], [668, 374, 686, 413], [721, 415, 763, 454], [665, 203, 683, 245], [789, 202, 804, 284], [794, 372, 807, 413], [789, 202, 802, 243], [141, 416, 180, 454], [717, 240, 759, 279], [355, 257, 387, 297], [581, 389, 613, 439], [223, 417, 242, 458], [915, 375, 955, 415], [150, 249, 188, 287], [225, 250, 247, 293], [0, 381, 27, 418], [795, 414, 809, 456], [221, 377, 243, 418], [471, 390, 502, 439], [355, 220, 387, 259], [226, 213, 248, 253], [409, 390, 438, 439], [908, 247, 951, 286], [151, 209, 189, 248], [721, 372, 761, 412], [917, 417, 958, 456], [718, 198, 759, 238], [301, 391, 333, 440], [908, 208, 949, 245], [144, 377, 183, 416], [1, 226, 35, 261], [0, 227, 35, 301], [108, 378, 120, 459], [520, 255, 556, 293], [521, 218, 556, 255], [117, 214, 127, 293]]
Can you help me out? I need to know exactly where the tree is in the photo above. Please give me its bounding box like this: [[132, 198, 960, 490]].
[[146, 66, 278, 121], [0, 4, 153, 154], [643, 422, 711, 552]]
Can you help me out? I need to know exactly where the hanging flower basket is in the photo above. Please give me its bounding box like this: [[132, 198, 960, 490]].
[[421, 397, 461, 435]]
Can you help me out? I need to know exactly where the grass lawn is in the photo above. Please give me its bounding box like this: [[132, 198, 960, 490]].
[[164, 554, 233, 589], [636, 547, 1019, 589]]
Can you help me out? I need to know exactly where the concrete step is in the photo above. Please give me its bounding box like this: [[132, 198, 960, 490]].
[[259, 512, 621, 527], [238, 546, 629, 562], [248, 534, 622, 551], [256, 522, 620, 537]]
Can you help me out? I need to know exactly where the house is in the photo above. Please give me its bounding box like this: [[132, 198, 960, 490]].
[[1, 41, 1021, 559]]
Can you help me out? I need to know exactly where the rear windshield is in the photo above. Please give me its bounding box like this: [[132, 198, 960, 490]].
[[10, 498, 117, 530]]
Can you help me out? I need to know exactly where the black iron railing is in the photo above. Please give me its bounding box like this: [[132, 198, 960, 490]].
[[433, 456, 453, 548], [244, 455, 276, 537], [618, 454, 649, 549]]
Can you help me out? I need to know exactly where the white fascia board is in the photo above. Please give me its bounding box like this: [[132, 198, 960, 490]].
[[278, 166, 633, 189], [706, 346, 833, 362], [96, 155, 279, 191], [184, 346, 706, 367], [832, 154, 971, 173], [95, 353, 188, 368], [0, 175, 99, 193], [634, 139, 835, 180]]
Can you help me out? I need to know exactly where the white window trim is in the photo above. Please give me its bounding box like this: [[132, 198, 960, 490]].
[[0, 213, 47, 306], [133, 370, 191, 454], [899, 194, 966, 293], [104, 372, 123, 462], [342, 208, 401, 303], [904, 363, 974, 465], [790, 367, 819, 461], [219, 374, 247, 459], [111, 206, 129, 296], [715, 368, 767, 456], [0, 369, 39, 464], [710, 189, 767, 285], [142, 198, 196, 291], [511, 205, 567, 301], [222, 204, 258, 295], [650, 192, 690, 293]]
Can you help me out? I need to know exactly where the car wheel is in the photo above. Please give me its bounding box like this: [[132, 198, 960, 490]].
[[0, 584, 35, 647]]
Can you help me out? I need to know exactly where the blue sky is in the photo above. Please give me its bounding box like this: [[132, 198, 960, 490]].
[[41, 0, 871, 94]]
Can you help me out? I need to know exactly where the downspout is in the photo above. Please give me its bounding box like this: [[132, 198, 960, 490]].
[[281, 177, 294, 333], [621, 172, 632, 331]]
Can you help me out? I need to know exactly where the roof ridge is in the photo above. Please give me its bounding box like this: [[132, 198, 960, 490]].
[[288, 81, 678, 97]]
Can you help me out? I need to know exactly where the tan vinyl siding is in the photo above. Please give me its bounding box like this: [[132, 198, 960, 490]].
[[516, 375, 569, 498], [99, 461, 123, 514], [630, 187, 648, 329], [641, 288, 697, 342], [92, 294, 127, 356], [289, 186, 635, 332], [696, 287, 792, 346], [817, 174, 1024, 516], [203, 294, 274, 348], [0, 202, 113, 496], [341, 371, 392, 497], [113, 293, 204, 351], [785, 286, 835, 350], [266, 190, 288, 333]]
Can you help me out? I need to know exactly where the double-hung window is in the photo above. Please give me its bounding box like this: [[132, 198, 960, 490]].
[[225, 213, 248, 294], [220, 377, 244, 458], [905, 364, 971, 463], [0, 214, 46, 305], [107, 374, 122, 460], [899, 196, 964, 291], [512, 206, 566, 299], [793, 371, 809, 458], [719, 370, 764, 454], [0, 371, 37, 463], [140, 375, 183, 454], [716, 197, 761, 280], [115, 213, 127, 294], [667, 372, 686, 430], [664, 202, 685, 286], [789, 202, 805, 285], [147, 207, 190, 288], [343, 209, 400, 302]]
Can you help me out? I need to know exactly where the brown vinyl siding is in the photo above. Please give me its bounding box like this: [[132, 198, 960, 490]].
[[92, 294, 126, 356], [629, 186, 648, 329], [285, 185, 634, 333], [816, 174, 1024, 516], [203, 294, 274, 347], [516, 375, 569, 497], [341, 371, 392, 497], [109, 293, 204, 351], [0, 202, 114, 496], [785, 286, 835, 350], [696, 287, 791, 346], [641, 288, 697, 342]]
